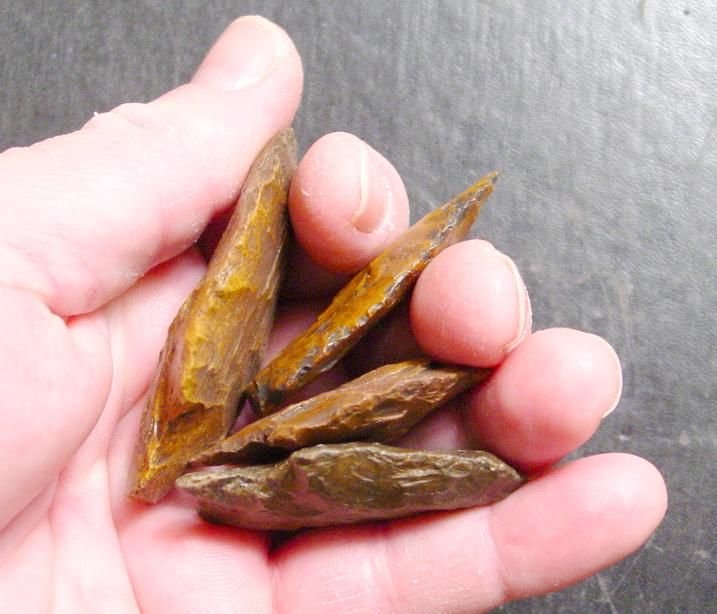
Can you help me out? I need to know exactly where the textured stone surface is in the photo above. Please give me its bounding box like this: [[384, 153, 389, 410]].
[[128, 129, 296, 503], [197, 360, 488, 465], [179, 442, 522, 531]]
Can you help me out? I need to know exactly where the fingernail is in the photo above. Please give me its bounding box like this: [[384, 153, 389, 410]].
[[352, 144, 391, 233], [497, 249, 532, 353], [602, 344, 623, 418], [194, 16, 289, 90]]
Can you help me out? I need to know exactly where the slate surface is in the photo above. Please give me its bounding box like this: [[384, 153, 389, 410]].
[[1, 1, 715, 612]]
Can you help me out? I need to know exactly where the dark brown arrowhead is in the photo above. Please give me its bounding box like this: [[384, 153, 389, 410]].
[[195, 360, 490, 466], [127, 129, 297, 503], [177, 442, 523, 531]]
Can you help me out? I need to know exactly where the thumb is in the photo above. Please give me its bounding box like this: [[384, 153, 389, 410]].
[[0, 16, 303, 316], [0, 16, 301, 530]]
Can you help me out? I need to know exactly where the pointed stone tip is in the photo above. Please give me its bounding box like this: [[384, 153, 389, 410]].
[[476, 171, 499, 190], [127, 485, 163, 505], [276, 126, 297, 149], [126, 459, 163, 504], [127, 469, 174, 504], [457, 171, 499, 205]]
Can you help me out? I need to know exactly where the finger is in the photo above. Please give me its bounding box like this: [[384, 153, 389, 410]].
[[465, 328, 623, 470], [272, 454, 667, 613], [410, 239, 532, 367], [0, 16, 303, 316], [380, 327, 621, 468], [287, 132, 410, 276]]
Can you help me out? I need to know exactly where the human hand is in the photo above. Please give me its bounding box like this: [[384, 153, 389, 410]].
[[0, 16, 666, 612]]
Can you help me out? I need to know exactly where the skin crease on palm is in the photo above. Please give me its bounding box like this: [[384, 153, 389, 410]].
[[0, 15, 667, 614]]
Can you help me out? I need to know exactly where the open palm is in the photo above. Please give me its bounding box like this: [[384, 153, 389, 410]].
[[0, 17, 666, 613]]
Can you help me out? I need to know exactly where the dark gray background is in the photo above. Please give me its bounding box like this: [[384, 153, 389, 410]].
[[1, 1, 714, 612]]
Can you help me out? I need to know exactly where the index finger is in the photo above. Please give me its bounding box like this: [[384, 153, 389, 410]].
[[281, 131, 410, 298]]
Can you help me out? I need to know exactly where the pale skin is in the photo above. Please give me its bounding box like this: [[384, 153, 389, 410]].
[[0, 16, 666, 613]]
